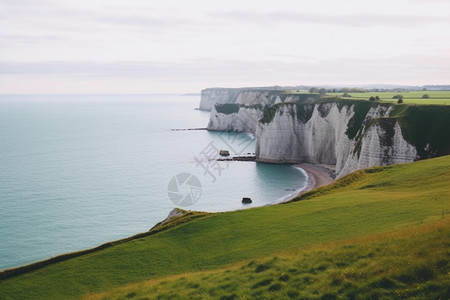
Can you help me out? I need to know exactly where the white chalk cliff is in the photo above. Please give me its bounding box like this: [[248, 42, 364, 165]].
[[255, 102, 417, 178], [200, 88, 304, 111], [203, 89, 448, 178], [207, 106, 263, 134]]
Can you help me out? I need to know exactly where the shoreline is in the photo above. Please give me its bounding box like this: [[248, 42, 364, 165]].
[[275, 163, 335, 204], [296, 163, 335, 194], [1, 162, 335, 275], [280, 163, 335, 203]]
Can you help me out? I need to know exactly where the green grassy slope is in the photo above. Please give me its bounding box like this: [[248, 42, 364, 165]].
[[1, 156, 450, 299], [84, 219, 450, 300]]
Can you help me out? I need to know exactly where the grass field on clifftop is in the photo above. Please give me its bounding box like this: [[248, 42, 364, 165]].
[[327, 90, 450, 105], [284, 90, 450, 105], [1, 156, 449, 299]]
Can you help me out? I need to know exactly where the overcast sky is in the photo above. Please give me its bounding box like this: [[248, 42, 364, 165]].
[[1, 0, 449, 93]]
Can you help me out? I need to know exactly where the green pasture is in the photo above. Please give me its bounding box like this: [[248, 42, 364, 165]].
[[326, 90, 450, 105]]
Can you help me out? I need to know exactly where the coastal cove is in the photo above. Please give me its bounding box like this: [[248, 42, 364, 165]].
[[2, 0, 450, 296], [0, 94, 308, 271], [202, 88, 450, 178]]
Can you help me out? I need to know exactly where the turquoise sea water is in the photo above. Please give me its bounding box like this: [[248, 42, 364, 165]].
[[0, 94, 306, 270]]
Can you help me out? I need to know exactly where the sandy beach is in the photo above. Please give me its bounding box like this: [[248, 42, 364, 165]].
[[296, 163, 335, 194]]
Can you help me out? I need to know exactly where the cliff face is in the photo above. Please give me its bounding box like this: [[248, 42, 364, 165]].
[[200, 88, 309, 111], [338, 121, 417, 177], [256, 103, 354, 166], [203, 88, 450, 178], [255, 102, 418, 177], [200, 89, 241, 111], [207, 105, 263, 134]]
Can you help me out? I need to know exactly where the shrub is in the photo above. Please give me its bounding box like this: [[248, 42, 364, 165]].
[[422, 94, 430, 99], [370, 276, 397, 288], [215, 103, 240, 115], [287, 291, 300, 298], [255, 264, 270, 273], [268, 283, 282, 291], [279, 274, 290, 282], [220, 294, 238, 300], [252, 279, 273, 289], [413, 266, 435, 280]]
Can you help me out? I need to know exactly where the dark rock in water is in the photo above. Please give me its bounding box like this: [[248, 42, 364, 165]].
[[219, 150, 230, 156], [242, 197, 252, 204]]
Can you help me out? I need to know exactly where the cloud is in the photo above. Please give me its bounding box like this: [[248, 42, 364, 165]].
[[407, 0, 448, 2], [96, 14, 203, 32], [0, 0, 51, 7], [1, 1, 449, 93], [1, 53, 449, 83], [0, 61, 172, 78], [212, 11, 449, 28], [1, 56, 449, 94], [0, 33, 65, 42]]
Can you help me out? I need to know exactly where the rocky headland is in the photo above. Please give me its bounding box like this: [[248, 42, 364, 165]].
[[201, 87, 450, 179]]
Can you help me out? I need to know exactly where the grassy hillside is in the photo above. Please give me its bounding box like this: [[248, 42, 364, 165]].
[[84, 219, 450, 300], [1, 156, 450, 299]]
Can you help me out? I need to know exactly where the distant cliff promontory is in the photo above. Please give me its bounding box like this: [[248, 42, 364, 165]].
[[201, 87, 450, 178]]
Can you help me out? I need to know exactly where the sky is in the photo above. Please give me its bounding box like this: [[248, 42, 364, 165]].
[[0, 0, 449, 94]]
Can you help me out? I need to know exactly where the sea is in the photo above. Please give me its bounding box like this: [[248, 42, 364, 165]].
[[0, 94, 307, 270]]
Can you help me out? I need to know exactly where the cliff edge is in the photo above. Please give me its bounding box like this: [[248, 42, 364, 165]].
[[202, 88, 450, 178]]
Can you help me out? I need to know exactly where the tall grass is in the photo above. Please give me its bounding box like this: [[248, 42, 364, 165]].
[[83, 219, 450, 300]]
